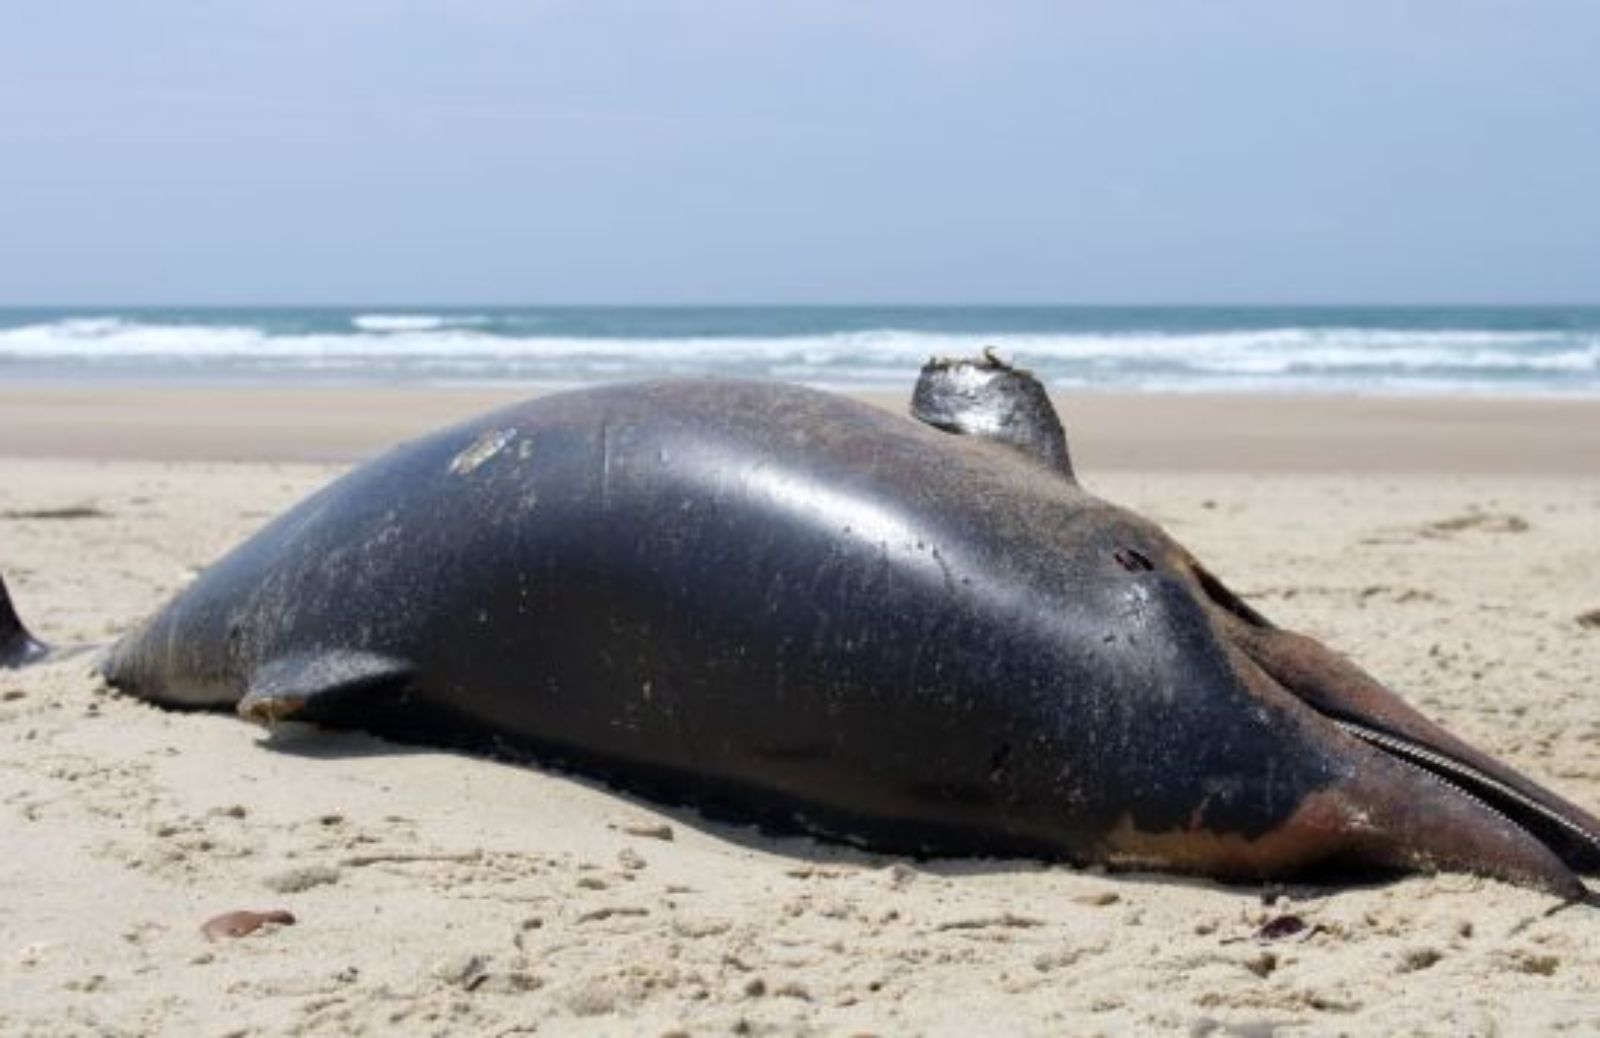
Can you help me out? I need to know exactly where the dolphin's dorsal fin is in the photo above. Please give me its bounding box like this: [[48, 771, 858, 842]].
[[910, 349, 1074, 479], [0, 573, 49, 669], [237, 651, 415, 726]]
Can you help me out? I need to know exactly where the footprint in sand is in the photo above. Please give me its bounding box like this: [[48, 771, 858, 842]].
[[1421, 512, 1531, 537], [0, 505, 111, 521], [1362, 510, 1533, 545]]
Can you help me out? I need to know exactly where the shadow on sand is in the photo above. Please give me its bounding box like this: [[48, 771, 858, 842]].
[[247, 716, 1434, 905]]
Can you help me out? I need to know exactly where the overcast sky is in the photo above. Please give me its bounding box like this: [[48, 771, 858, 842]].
[[1, 1, 1596, 305]]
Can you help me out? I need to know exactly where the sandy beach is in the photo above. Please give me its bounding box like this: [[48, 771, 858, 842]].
[[3, 387, 1599, 1036]]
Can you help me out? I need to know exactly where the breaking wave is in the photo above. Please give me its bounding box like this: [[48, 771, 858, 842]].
[[1, 312, 1596, 394]]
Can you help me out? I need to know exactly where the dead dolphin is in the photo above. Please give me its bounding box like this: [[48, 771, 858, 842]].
[[4, 355, 1597, 898]]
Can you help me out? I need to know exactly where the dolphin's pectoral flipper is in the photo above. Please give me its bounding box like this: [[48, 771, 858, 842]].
[[238, 651, 415, 727], [911, 348, 1074, 478], [0, 573, 49, 669]]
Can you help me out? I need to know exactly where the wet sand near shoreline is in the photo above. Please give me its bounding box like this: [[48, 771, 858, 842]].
[[2, 383, 1599, 474]]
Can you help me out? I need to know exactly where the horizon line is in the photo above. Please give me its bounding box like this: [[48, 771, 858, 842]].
[[3, 301, 1600, 310]]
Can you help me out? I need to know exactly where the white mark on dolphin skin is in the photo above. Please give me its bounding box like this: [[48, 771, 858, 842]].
[[449, 428, 518, 476]]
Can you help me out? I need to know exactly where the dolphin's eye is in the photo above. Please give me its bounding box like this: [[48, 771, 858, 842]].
[[1113, 547, 1154, 573]]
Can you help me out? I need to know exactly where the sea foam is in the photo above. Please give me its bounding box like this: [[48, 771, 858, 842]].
[[0, 312, 1595, 394]]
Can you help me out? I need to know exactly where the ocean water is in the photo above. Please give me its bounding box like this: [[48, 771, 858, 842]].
[[1, 306, 1597, 395]]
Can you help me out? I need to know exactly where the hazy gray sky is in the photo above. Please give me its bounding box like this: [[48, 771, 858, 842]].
[[2, 1, 1596, 304]]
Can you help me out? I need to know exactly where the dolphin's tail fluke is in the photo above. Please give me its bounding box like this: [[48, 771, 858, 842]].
[[0, 572, 49, 668]]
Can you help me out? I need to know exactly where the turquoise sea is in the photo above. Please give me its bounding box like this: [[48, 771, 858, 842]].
[[1, 306, 1597, 395]]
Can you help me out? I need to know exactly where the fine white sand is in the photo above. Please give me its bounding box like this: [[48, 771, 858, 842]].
[[3, 391, 1599, 1036]]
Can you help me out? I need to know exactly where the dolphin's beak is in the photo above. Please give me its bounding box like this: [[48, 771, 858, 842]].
[[1196, 563, 1599, 901]]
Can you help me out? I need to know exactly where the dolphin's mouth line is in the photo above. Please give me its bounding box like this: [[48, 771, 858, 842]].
[[1201, 563, 1600, 886], [1330, 715, 1600, 868]]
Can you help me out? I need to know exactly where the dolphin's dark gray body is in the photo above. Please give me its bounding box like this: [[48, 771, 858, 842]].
[[9, 358, 1598, 897]]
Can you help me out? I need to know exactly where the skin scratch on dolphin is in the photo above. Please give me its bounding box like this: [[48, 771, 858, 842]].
[[449, 427, 518, 477]]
